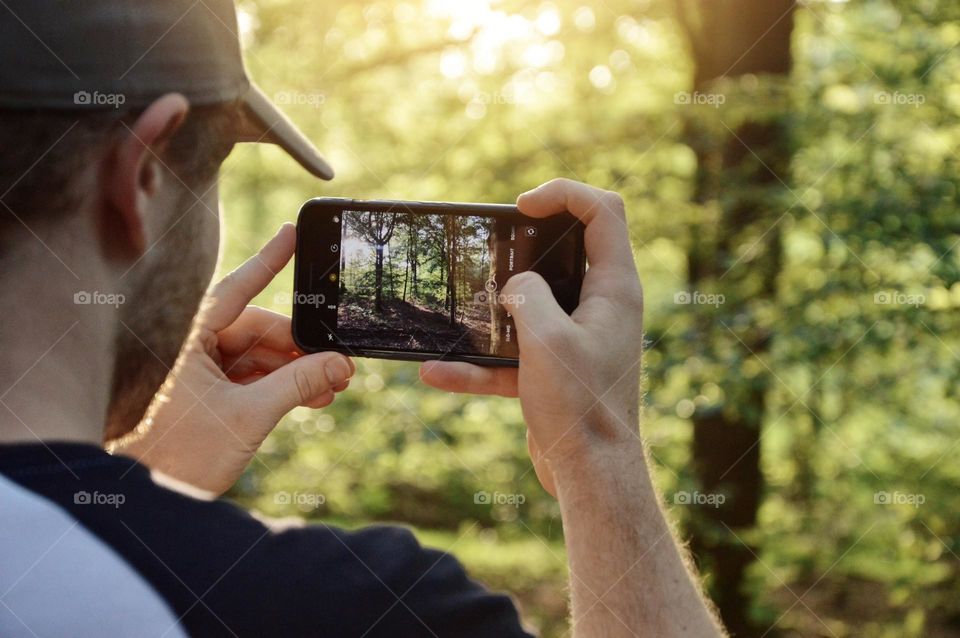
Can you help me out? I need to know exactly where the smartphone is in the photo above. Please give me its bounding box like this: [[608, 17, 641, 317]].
[[292, 198, 586, 367]]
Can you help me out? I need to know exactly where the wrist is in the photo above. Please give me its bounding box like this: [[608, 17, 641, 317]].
[[549, 431, 647, 490], [548, 401, 643, 466]]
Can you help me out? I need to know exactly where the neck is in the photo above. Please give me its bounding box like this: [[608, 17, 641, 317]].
[[0, 246, 116, 447]]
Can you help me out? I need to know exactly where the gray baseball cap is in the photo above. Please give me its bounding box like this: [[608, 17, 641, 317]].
[[0, 0, 334, 180]]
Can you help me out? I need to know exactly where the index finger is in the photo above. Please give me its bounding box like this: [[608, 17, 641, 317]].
[[202, 223, 296, 332], [217, 306, 298, 355], [516, 178, 636, 275]]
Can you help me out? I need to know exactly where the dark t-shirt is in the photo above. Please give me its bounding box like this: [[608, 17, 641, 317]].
[[0, 443, 534, 637]]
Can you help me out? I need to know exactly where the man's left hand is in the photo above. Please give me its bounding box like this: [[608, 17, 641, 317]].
[[113, 223, 354, 495]]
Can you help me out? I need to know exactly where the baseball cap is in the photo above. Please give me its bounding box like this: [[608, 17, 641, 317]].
[[0, 0, 334, 180]]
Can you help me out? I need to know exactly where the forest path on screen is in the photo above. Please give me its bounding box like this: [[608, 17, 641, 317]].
[[337, 293, 491, 354]]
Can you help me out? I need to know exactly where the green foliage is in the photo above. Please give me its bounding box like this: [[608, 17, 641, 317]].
[[218, 0, 960, 635]]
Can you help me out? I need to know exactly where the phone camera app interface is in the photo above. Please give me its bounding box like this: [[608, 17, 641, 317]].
[[324, 210, 580, 358]]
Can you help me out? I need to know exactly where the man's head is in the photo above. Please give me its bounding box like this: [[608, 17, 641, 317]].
[[1, 95, 236, 439], [0, 0, 334, 442]]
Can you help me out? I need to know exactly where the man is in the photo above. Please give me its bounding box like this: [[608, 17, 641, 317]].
[[0, 1, 725, 636]]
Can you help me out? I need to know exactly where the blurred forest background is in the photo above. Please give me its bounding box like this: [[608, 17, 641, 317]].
[[217, 0, 960, 635]]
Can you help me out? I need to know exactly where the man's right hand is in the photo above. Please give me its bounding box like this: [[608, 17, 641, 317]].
[[419, 178, 645, 495], [421, 179, 725, 637]]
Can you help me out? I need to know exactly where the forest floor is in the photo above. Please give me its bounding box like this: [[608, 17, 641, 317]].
[[338, 294, 493, 353]]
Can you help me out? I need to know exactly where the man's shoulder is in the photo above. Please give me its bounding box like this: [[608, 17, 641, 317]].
[[0, 443, 533, 637]]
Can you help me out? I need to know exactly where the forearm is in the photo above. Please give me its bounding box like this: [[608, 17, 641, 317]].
[[554, 434, 725, 637]]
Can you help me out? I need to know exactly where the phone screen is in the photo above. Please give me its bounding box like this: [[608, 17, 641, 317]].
[[293, 200, 585, 365]]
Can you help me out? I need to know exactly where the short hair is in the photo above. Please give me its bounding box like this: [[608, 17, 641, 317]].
[[0, 102, 237, 234]]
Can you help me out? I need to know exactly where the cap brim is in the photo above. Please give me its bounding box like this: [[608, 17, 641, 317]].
[[235, 84, 334, 180]]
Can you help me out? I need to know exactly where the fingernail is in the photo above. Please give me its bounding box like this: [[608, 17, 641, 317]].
[[325, 357, 352, 385]]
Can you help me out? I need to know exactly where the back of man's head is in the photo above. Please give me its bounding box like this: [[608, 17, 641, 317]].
[[0, 0, 333, 441]]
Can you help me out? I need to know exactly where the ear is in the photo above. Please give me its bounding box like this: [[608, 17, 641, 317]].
[[103, 93, 190, 259]]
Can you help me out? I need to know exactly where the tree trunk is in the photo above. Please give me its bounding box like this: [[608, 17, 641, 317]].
[[678, 1, 795, 634], [487, 228, 502, 354], [355, 211, 396, 314], [447, 217, 458, 327], [411, 231, 419, 299], [374, 243, 385, 312], [402, 244, 409, 303], [387, 242, 395, 298]]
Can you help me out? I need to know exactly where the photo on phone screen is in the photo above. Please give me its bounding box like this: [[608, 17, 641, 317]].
[[293, 199, 586, 366]]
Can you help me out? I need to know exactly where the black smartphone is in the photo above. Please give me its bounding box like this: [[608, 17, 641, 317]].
[[292, 198, 586, 367]]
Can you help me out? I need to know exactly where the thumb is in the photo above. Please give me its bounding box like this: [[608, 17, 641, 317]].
[[246, 352, 354, 422], [501, 271, 574, 350]]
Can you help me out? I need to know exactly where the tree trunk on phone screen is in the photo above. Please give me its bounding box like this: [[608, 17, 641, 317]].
[[375, 244, 384, 312], [446, 216, 458, 327], [354, 211, 396, 314], [487, 230, 502, 355], [408, 219, 419, 300], [402, 246, 409, 302], [676, 0, 795, 634], [437, 231, 447, 311], [387, 244, 395, 299]]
